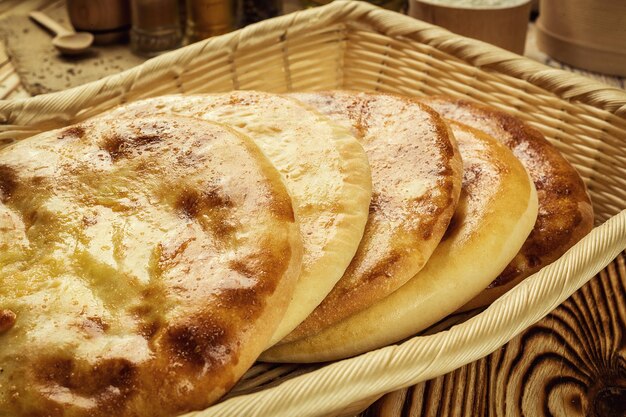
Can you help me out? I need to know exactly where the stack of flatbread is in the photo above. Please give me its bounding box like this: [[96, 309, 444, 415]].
[[0, 90, 593, 417]]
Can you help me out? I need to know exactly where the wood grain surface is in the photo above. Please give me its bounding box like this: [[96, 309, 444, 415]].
[[0, 0, 60, 99], [0, 0, 143, 95], [361, 252, 626, 417]]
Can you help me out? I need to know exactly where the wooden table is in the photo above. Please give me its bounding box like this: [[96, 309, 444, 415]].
[[361, 253, 626, 417], [0, 0, 66, 99], [1, 2, 625, 417]]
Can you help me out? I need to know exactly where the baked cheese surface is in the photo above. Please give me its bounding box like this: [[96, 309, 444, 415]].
[[107, 92, 372, 345], [419, 96, 594, 308], [0, 116, 302, 417], [263, 122, 538, 362], [277, 91, 463, 343]]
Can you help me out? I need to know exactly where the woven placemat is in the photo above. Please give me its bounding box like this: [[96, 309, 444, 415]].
[[0, 4, 144, 95]]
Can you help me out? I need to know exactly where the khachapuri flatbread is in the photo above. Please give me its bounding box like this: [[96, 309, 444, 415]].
[[419, 96, 594, 309], [262, 121, 538, 362], [105, 91, 372, 345], [0, 116, 302, 416], [277, 91, 463, 343]]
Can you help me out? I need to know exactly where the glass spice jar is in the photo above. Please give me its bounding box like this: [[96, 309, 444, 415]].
[[130, 0, 183, 56]]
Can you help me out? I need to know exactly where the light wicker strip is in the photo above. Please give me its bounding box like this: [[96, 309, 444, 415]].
[[0, 2, 625, 416]]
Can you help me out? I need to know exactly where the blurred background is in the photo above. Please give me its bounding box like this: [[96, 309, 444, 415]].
[[0, 0, 624, 98]]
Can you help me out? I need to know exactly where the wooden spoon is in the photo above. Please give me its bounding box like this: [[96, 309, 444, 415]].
[[29, 11, 94, 55]]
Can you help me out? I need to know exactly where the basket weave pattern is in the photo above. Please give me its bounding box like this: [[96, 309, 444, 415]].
[[1, 2, 625, 416]]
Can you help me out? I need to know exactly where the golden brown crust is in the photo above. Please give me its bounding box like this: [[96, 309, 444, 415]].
[[0, 309, 16, 333], [0, 116, 302, 417], [262, 121, 538, 363], [102, 92, 373, 346], [419, 96, 594, 308], [281, 91, 463, 342]]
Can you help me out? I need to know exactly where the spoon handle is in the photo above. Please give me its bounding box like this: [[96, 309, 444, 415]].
[[29, 11, 73, 36]]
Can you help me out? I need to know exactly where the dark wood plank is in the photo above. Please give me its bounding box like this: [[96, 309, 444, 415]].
[[362, 252, 626, 417]]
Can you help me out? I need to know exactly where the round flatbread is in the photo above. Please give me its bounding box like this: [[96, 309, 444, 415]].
[[0, 116, 302, 416], [278, 91, 463, 343], [262, 121, 537, 362], [418, 96, 594, 309], [105, 92, 372, 345]]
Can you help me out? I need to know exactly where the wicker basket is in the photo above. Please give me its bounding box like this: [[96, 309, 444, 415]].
[[1, 2, 625, 416]]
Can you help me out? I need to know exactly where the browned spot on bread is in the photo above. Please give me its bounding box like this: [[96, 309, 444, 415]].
[[225, 252, 280, 302], [174, 186, 246, 242], [227, 94, 245, 106], [369, 193, 382, 214], [0, 165, 18, 202], [82, 215, 98, 227], [22, 208, 39, 229], [417, 189, 441, 231], [164, 320, 231, 369], [465, 164, 484, 190], [30, 176, 45, 186], [227, 252, 282, 298], [130, 303, 153, 317], [228, 258, 257, 280], [130, 292, 166, 339], [89, 359, 136, 396], [420, 220, 435, 240], [408, 188, 452, 240], [138, 319, 163, 340], [90, 361, 137, 414], [130, 300, 165, 341], [359, 251, 402, 285], [59, 126, 85, 140], [102, 135, 126, 160], [0, 309, 16, 333], [134, 134, 162, 148], [36, 357, 137, 411], [219, 287, 262, 321], [176, 188, 202, 218], [230, 242, 292, 292], [210, 219, 237, 241], [102, 134, 162, 161], [157, 238, 195, 272], [270, 191, 295, 222], [175, 187, 234, 219], [38, 357, 73, 387], [78, 316, 110, 337]]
